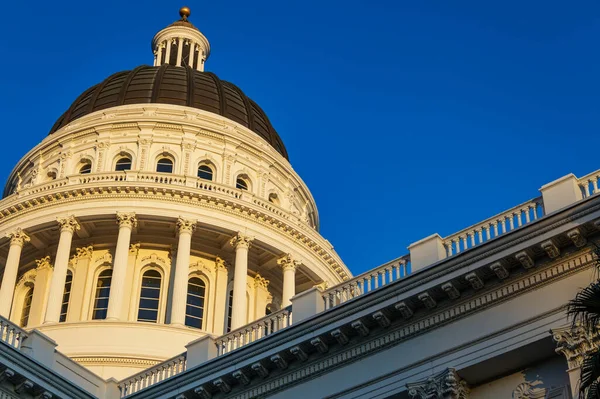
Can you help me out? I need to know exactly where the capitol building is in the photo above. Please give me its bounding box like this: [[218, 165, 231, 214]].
[[0, 7, 598, 399]]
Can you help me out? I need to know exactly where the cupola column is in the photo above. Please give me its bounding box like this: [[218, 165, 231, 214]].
[[0, 229, 30, 318], [176, 38, 184, 66], [170, 218, 196, 326], [45, 216, 80, 324], [230, 233, 253, 330], [277, 254, 299, 308], [106, 212, 137, 320], [165, 39, 172, 65], [189, 43, 196, 69]]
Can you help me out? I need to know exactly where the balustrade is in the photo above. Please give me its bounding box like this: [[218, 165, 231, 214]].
[[118, 353, 186, 397], [0, 316, 27, 349], [323, 255, 410, 310], [443, 197, 543, 256], [578, 170, 600, 198], [215, 307, 292, 356]]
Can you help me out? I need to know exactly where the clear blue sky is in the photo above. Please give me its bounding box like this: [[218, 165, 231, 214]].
[[0, 1, 598, 275]]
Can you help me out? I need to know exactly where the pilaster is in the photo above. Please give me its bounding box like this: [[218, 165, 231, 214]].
[[28, 256, 53, 326], [212, 256, 229, 335], [69, 246, 93, 321]]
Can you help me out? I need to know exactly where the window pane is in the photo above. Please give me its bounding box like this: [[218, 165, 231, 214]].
[[59, 272, 73, 322], [92, 270, 112, 320], [185, 278, 206, 329], [115, 158, 132, 171], [197, 165, 213, 181], [185, 316, 202, 329], [236, 178, 248, 190], [79, 164, 92, 174], [156, 158, 173, 173], [20, 287, 34, 327], [137, 270, 161, 322]]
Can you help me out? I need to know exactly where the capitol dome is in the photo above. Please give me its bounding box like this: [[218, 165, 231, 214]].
[[0, 7, 350, 380], [49, 65, 289, 159]]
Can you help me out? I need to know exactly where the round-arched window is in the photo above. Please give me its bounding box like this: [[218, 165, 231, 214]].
[[115, 157, 132, 171], [197, 165, 213, 181], [20, 286, 34, 327], [156, 158, 173, 173], [268, 193, 280, 205], [79, 162, 92, 174], [185, 277, 207, 329], [138, 270, 162, 323], [236, 177, 249, 191]]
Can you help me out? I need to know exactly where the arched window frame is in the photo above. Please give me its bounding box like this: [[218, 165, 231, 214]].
[[90, 266, 113, 320], [113, 151, 134, 172], [11, 269, 37, 327], [224, 280, 251, 333], [197, 161, 216, 181], [46, 167, 59, 182], [235, 173, 252, 192], [185, 273, 209, 330], [155, 152, 176, 174], [267, 191, 281, 206], [76, 157, 93, 175], [134, 264, 167, 323], [59, 268, 74, 322]]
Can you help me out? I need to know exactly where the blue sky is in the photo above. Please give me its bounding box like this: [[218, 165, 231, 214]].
[[0, 1, 598, 275]]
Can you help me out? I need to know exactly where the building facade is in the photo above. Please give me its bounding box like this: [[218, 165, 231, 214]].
[[0, 7, 597, 399]]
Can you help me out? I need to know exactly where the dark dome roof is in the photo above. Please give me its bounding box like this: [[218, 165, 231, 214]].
[[50, 65, 288, 159]]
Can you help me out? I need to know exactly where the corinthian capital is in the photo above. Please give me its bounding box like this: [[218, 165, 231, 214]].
[[277, 253, 300, 272], [57, 216, 80, 233], [407, 368, 469, 399], [552, 324, 600, 369], [35, 256, 52, 271], [177, 217, 196, 235], [229, 233, 254, 250], [7, 228, 30, 247], [116, 212, 137, 228]]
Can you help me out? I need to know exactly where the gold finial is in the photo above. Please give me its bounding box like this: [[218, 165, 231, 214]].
[[179, 6, 191, 20]]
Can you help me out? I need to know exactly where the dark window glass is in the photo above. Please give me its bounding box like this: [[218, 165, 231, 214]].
[[185, 277, 206, 329], [236, 178, 248, 191], [137, 270, 161, 323], [20, 287, 34, 327], [197, 165, 213, 181], [156, 158, 173, 173], [93, 269, 112, 320], [59, 271, 73, 322], [115, 157, 132, 171], [226, 289, 233, 332], [79, 163, 92, 174]]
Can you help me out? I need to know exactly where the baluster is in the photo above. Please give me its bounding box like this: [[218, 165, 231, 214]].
[[508, 216, 514, 230], [492, 222, 499, 237], [485, 225, 491, 240], [524, 207, 531, 223], [373, 273, 380, 289], [500, 218, 506, 234], [585, 181, 592, 197], [381, 270, 386, 286], [593, 177, 599, 194], [476, 228, 483, 244], [516, 211, 523, 226], [469, 232, 476, 247], [453, 239, 460, 254], [445, 242, 453, 256]]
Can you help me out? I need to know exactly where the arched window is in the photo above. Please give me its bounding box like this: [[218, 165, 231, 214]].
[[197, 165, 214, 181], [79, 162, 92, 174], [92, 269, 112, 320], [185, 277, 206, 329], [137, 270, 161, 323], [115, 157, 132, 171], [268, 193, 280, 205], [20, 286, 34, 327], [47, 170, 57, 181], [236, 177, 249, 191], [59, 271, 73, 322], [156, 158, 173, 173]]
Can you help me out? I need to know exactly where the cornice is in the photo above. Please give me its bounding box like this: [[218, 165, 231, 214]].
[[72, 356, 161, 367], [0, 182, 349, 282]]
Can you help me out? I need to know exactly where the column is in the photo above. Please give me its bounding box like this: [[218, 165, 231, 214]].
[[212, 257, 229, 335], [105, 213, 136, 320], [156, 43, 163, 66], [170, 218, 196, 326], [45, 216, 79, 323], [0, 229, 30, 318], [189, 43, 196, 69], [165, 39, 172, 64], [277, 254, 299, 308], [230, 233, 253, 330], [176, 37, 184, 66]]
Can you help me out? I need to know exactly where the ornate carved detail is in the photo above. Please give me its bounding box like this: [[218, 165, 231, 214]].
[[141, 253, 168, 266], [7, 228, 30, 247], [270, 354, 288, 370], [116, 212, 137, 228], [35, 256, 53, 271], [95, 252, 113, 266], [254, 273, 270, 289], [516, 251, 535, 269], [418, 292, 437, 309], [541, 240, 560, 259], [395, 301, 413, 318], [213, 378, 231, 393], [490, 262, 509, 279], [190, 260, 214, 276], [465, 272, 484, 290], [310, 337, 328, 353], [177, 217, 196, 235], [74, 245, 94, 260], [407, 368, 470, 399], [442, 282, 461, 299], [230, 232, 254, 250], [277, 253, 300, 272], [331, 329, 349, 345], [567, 228, 587, 248], [129, 243, 141, 256], [215, 256, 228, 272], [16, 269, 37, 287], [552, 324, 600, 369], [290, 346, 308, 361], [57, 215, 80, 233], [512, 381, 546, 399], [194, 386, 212, 399], [251, 362, 269, 378], [314, 281, 329, 290], [351, 320, 370, 336], [232, 370, 250, 385], [372, 311, 391, 328]]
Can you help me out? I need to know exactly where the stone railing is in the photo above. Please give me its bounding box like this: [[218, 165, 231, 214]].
[[0, 316, 27, 350], [578, 169, 600, 198], [117, 353, 187, 397], [323, 255, 411, 310], [215, 306, 293, 356], [442, 197, 544, 256]]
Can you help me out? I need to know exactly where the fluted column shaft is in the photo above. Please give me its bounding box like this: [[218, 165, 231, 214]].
[[106, 213, 137, 320], [277, 254, 299, 308], [0, 229, 30, 318], [170, 218, 196, 326], [176, 37, 184, 66], [45, 216, 79, 323], [230, 233, 253, 330]]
